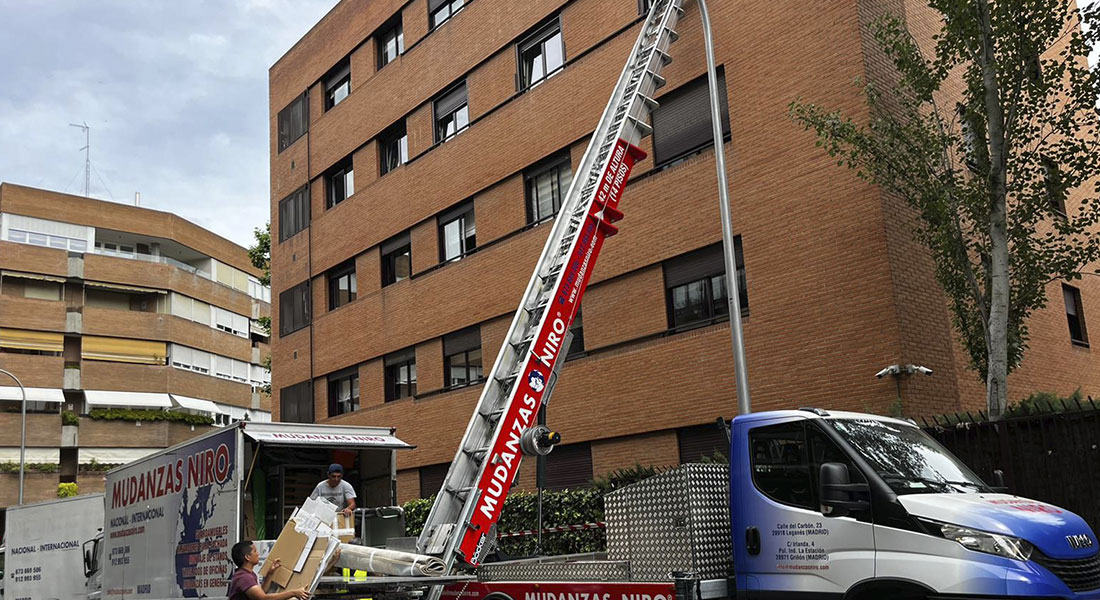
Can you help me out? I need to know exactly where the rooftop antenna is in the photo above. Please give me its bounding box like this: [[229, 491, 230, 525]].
[[69, 121, 90, 197]]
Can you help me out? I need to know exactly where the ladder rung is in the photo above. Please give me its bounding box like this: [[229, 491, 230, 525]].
[[666, 28, 679, 44], [647, 72, 667, 89], [628, 116, 653, 137]]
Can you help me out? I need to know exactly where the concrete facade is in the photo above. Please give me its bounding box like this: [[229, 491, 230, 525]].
[[269, 0, 1099, 503]]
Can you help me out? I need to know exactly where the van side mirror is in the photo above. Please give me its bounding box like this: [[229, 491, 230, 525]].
[[819, 462, 870, 518]]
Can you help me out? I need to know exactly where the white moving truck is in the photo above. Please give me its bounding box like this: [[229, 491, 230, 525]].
[[4, 493, 105, 600]]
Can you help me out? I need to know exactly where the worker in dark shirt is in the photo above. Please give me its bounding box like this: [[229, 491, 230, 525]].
[[228, 540, 311, 600]]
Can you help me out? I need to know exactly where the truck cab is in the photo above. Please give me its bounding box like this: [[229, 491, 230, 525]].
[[732, 409, 1100, 599]]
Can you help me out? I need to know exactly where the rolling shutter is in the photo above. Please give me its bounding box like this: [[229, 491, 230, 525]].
[[545, 442, 593, 490], [651, 70, 730, 167], [677, 423, 730, 464]]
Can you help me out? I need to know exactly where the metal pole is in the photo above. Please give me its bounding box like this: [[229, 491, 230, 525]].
[[0, 368, 28, 504], [697, 0, 751, 414]]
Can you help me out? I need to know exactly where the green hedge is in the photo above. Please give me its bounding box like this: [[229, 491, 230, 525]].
[[0, 461, 59, 473], [61, 411, 80, 426], [402, 463, 672, 558], [89, 408, 214, 426], [58, 482, 78, 498]]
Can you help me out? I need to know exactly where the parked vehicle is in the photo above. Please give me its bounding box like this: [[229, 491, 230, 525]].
[[82, 421, 412, 599], [4, 493, 104, 600]]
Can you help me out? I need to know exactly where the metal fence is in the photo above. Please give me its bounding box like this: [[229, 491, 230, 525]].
[[922, 400, 1100, 531]]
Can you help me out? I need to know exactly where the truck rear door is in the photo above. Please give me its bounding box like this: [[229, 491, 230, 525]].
[[732, 417, 874, 598]]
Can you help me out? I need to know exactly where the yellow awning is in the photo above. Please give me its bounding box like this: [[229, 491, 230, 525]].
[[1, 270, 66, 283], [85, 280, 166, 294], [0, 329, 64, 353], [82, 336, 166, 365]]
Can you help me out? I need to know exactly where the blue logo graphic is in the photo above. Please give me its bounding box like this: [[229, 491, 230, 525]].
[[528, 369, 546, 393]]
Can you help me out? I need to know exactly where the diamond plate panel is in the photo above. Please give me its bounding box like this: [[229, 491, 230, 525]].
[[477, 560, 632, 582], [604, 463, 731, 581]]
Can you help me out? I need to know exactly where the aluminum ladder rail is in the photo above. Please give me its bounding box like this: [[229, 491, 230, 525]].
[[416, 0, 685, 573]]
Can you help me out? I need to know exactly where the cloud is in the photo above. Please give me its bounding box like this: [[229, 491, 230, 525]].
[[0, 0, 337, 247]]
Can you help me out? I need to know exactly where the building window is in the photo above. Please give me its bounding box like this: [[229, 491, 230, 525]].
[[651, 69, 731, 168], [384, 348, 417, 402], [525, 154, 572, 224], [429, 0, 465, 29], [1064, 284, 1089, 346], [278, 93, 309, 153], [324, 60, 351, 111], [381, 233, 412, 287], [439, 201, 476, 262], [1045, 160, 1068, 218], [566, 308, 585, 358], [443, 326, 482, 388], [419, 463, 449, 498], [518, 18, 564, 90], [637, 0, 652, 14], [544, 442, 593, 490], [434, 82, 469, 143], [379, 121, 409, 175], [328, 261, 357, 310], [281, 380, 314, 424], [328, 368, 360, 416], [278, 185, 310, 242], [279, 280, 311, 336], [663, 239, 747, 331], [326, 157, 355, 208], [677, 422, 729, 463], [377, 15, 404, 68]]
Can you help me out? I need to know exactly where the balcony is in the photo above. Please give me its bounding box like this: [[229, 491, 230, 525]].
[[0, 295, 67, 332]]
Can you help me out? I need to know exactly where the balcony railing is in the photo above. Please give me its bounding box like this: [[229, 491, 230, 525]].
[[90, 247, 212, 279]]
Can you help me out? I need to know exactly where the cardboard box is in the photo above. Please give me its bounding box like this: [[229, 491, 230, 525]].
[[259, 499, 342, 595], [335, 512, 355, 544]]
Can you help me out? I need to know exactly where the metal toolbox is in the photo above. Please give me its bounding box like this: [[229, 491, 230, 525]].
[[605, 463, 732, 581]]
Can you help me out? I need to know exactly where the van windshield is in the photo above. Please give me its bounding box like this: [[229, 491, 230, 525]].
[[827, 419, 991, 495]]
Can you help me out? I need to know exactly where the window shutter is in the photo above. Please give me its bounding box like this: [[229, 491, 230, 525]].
[[677, 423, 730, 464], [435, 83, 468, 118], [381, 232, 411, 255], [419, 463, 450, 498], [384, 347, 416, 366], [651, 71, 730, 167], [544, 442, 593, 490], [443, 326, 481, 356], [663, 243, 726, 288], [427, 0, 449, 13]]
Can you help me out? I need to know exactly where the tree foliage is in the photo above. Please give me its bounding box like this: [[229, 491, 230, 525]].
[[790, 0, 1100, 417], [248, 222, 271, 287]]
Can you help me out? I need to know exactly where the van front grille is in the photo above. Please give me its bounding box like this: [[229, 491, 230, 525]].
[[1033, 551, 1100, 592]]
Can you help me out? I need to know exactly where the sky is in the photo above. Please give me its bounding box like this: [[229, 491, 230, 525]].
[[0, 0, 338, 248], [0, 1, 1095, 250]]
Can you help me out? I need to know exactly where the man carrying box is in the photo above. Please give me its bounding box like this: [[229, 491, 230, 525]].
[[228, 540, 311, 600]]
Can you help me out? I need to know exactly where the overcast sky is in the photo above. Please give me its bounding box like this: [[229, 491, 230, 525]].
[[0, 2, 1095, 250], [0, 0, 337, 248]]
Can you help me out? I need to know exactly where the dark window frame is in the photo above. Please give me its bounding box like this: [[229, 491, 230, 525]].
[[327, 368, 360, 417], [664, 239, 747, 332], [429, 0, 465, 30], [443, 326, 483, 389], [377, 15, 404, 69], [278, 184, 310, 242], [651, 68, 732, 168], [326, 157, 355, 209], [279, 280, 311, 337], [327, 260, 357, 310], [280, 380, 314, 424], [277, 93, 309, 153], [379, 121, 409, 176], [1064, 284, 1089, 346], [748, 421, 814, 510], [323, 60, 351, 111], [1044, 160, 1068, 218], [433, 82, 469, 143], [438, 201, 477, 262], [384, 348, 417, 402], [381, 233, 412, 287], [525, 154, 572, 224], [565, 307, 585, 359], [517, 17, 565, 91]]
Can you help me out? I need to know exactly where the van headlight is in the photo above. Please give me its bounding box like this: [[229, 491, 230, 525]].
[[935, 523, 1033, 561]]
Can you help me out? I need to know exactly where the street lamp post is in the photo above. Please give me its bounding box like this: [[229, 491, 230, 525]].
[[0, 368, 28, 504], [697, 0, 752, 415]]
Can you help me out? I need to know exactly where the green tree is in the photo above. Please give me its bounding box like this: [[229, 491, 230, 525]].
[[790, 0, 1100, 418], [248, 222, 272, 393]]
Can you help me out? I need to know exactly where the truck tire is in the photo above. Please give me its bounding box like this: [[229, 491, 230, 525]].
[[846, 579, 930, 600]]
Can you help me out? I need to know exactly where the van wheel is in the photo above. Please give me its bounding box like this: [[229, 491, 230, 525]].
[[847, 581, 929, 600]]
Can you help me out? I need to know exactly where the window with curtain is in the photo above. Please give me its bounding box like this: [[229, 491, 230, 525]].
[[1064, 284, 1089, 346], [324, 59, 351, 111], [327, 260, 357, 310], [379, 121, 409, 175], [525, 154, 572, 224], [663, 239, 747, 331], [381, 233, 412, 286], [438, 201, 476, 262], [326, 157, 355, 208], [377, 15, 404, 68], [277, 93, 308, 153], [384, 348, 417, 402], [328, 368, 360, 416]]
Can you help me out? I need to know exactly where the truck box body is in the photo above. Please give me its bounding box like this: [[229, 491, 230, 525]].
[[4, 493, 105, 600], [96, 421, 411, 599]]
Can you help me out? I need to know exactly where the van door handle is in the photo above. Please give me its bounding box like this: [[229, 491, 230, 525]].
[[746, 527, 761, 556]]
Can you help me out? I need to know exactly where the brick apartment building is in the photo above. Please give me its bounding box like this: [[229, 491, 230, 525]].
[[0, 183, 272, 524], [268, 0, 1099, 503]]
